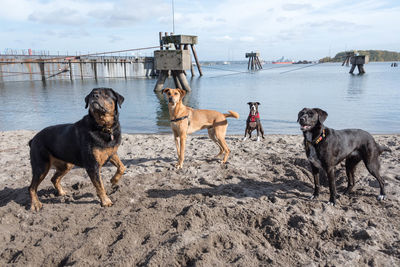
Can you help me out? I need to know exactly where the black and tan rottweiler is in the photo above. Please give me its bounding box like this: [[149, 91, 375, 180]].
[[297, 107, 391, 205], [28, 87, 125, 211]]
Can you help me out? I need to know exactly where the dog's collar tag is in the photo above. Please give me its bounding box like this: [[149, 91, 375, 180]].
[[101, 127, 114, 141], [314, 129, 326, 145]]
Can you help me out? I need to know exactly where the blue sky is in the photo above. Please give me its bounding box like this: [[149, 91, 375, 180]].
[[0, 0, 399, 60]]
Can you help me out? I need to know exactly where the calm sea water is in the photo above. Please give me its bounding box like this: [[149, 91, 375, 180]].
[[0, 62, 399, 134]]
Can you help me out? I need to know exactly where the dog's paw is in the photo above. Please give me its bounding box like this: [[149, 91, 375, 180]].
[[257, 136, 261, 142], [242, 137, 247, 141], [175, 163, 183, 169], [30, 201, 43, 212], [101, 197, 113, 207], [110, 175, 120, 185], [377, 195, 387, 201], [327, 201, 336, 206], [57, 189, 67, 197], [309, 194, 318, 200]]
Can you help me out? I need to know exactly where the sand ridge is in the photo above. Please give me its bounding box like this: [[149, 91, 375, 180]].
[[0, 131, 399, 266]]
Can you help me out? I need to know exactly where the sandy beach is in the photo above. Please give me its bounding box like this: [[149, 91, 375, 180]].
[[0, 130, 399, 266]]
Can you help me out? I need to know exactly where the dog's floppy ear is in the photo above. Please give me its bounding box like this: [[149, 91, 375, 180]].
[[313, 108, 328, 124], [256, 102, 260, 105], [110, 89, 125, 108], [178, 89, 186, 99], [297, 108, 307, 122], [247, 102, 252, 105]]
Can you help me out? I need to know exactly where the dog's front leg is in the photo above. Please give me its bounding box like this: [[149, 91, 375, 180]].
[[109, 153, 126, 185], [326, 168, 337, 205], [259, 123, 265, 139], [173, 131, 180, 158], [176, 133, 187, 169], [243, 126, 248, 141], [256, 124, 261, 141], [86, 168, 113, 207], [310, 164, 320, 199]]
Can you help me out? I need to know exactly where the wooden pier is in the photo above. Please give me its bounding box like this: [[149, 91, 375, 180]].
[[342, 51, 369, 74], [0, 55, 155, 82], [349, 55, 368, 74], [154, 33, 202, 92], [246, 52, 263, 70]]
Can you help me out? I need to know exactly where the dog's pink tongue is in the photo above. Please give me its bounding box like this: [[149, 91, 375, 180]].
[[301, 125, 310, 130]]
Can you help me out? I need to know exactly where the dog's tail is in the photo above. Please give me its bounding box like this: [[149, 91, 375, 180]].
[[224, 110, 239, 119], [379, 145, 392, 154]]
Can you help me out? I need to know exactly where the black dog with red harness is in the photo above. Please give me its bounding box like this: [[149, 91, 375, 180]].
[[243, 102, 265, 141]]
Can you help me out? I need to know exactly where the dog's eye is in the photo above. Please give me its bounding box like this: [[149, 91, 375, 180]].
[[174, 93, 178, 95]]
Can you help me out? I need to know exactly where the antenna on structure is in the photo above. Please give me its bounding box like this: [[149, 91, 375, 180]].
[[172, 0, 175, 33]]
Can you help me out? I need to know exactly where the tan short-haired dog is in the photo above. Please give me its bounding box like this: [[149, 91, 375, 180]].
[[163, 88, 239, 169]]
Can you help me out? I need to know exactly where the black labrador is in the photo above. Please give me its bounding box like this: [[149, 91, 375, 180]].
[[297, 108, 391, 205]]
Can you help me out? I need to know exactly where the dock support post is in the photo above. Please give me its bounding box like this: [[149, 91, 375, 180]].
[[154, 70, 168, 92], [190, 62, 195, 76], [79, 59, 83, 80], [190, 44, 203, 76], [159, 32, 163, 50], [256, 57, 263, 69], [177, 71, 191, 91], [349, 64, 356, 74], [92, 59, 98, 80], [184, 44, 195, 76], [124, 60, 127, 79], [68, 60, 73, 81], [357, 64, 365, 74], [39, 60, 46, 81], [172, 71, 182, 89]]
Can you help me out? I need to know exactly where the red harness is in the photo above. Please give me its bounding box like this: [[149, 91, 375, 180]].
[[248, 112, 260, 122]]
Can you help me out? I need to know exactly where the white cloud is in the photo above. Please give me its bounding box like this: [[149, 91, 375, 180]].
[[240, 36, 255, 42], [0, 0, 168, 27], [282, 3, 313, 11], [215, 35, 233, 41], [29, 8, 86, 25], [0, 0, 399, 60]]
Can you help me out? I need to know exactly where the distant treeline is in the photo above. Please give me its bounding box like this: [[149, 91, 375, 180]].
[[319, 50, 400, 63]]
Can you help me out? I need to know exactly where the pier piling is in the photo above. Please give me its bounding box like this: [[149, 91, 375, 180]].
[[349, 55, 368, 74], [246, 52, 263, 70]]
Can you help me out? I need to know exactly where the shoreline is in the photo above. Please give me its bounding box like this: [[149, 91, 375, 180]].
[[1, 129, 400, 135], [1, 130, 399, 265]]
